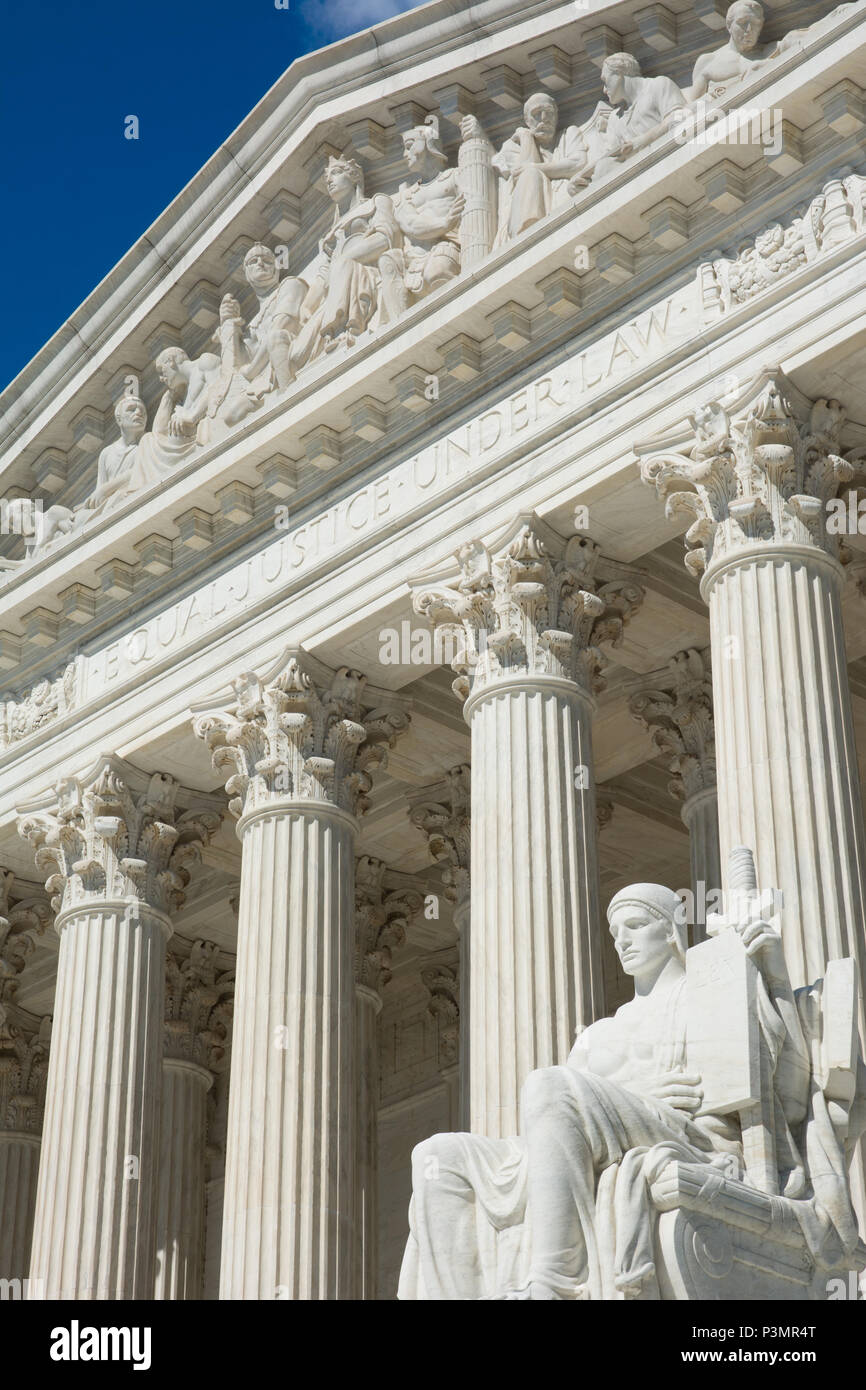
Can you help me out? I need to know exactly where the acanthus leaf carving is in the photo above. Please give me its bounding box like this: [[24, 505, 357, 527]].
[[639, 371, 859, 579], [193, 649, 409, 819], [17, 758, 222, 918], [629, 648, 716, 801], [354, 856, 423, 1000], [413, 517, 644, 699], [164, 938, 235, 1073]]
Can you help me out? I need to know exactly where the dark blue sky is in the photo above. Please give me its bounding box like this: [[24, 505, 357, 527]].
[[0, 0, 423, 393]]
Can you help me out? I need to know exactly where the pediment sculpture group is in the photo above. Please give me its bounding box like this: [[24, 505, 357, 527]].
[[19, 0, 857, 563]]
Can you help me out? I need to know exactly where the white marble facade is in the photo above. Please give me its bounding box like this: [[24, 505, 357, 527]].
[[2, 0, 866, 1300]]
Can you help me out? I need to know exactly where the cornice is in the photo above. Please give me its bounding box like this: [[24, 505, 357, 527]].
[[0, 0, 858, 466]]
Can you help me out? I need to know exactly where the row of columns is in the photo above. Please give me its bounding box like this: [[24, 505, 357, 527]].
[[2, 370, 864, 1295]]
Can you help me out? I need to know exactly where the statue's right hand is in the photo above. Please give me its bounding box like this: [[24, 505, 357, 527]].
[[643, 1070, 703, 1114], [459, 114, 484, 141]]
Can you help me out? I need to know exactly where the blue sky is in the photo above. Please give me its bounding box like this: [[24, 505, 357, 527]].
[[0, 0, 425, 393]]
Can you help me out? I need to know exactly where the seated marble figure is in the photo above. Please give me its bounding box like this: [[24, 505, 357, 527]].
[[218, 243, 308, 392], [465, 92, 591, 246], [399, 853, 866, 1300], [568, 53, 687, 191], [379, 116, 464, 319], [290, 155, 403, 370]]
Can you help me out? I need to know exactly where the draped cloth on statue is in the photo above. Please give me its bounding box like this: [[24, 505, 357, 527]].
[[398, 977, 749, 1300], [492, 125, 586, 246], [102, 430, 197, 513], [398, 971, 847, 1300], [397, 1068, 731, 1300]]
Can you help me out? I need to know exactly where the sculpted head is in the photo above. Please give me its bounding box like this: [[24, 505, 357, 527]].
[[113, 393, 147, 441], [403, 114, 448, 172], [244, 243, 279, 294], [726, 0, 764, 51], [601, 52, 641, 104], [155, 347, 189, 392], [325, 154, 364, 203], [606, 884, 687, 980], [524, 93, 558, 143]]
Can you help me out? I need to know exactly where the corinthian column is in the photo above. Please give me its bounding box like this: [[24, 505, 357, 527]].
[[640, 372, 866, 998], [413, 516, 644, 1137], [409, 765, 471, 1126], [629, 648, 720, 943], [0, 873, 51, 1289], [193, 649, 409, 1300], [17, 759, 220, 1299], [354, 858, 420, 1300], [155, 940, 233, 1300]]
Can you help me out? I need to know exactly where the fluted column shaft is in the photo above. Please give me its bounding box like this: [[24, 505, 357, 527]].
[[221, 803, 356, 1299], [708, 546, 866, 993], [194, 649, 408, 1300], [681, 788, 722, 946], [414, 519, 643, 1141], [29, 901, 167, 1298], [0, 1133, 40, 1284], [468, 676, 603, 1138], [355, 984, 380, 1301], [453, 897, 471, 1131], [154, 1059, 212, 1299], [17, 758, 219, 1301]]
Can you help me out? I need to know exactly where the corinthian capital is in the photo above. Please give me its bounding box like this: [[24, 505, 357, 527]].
[[0, 871, 51, 1024], [17, 757, 222, 919], [412, 515, 644, 700], [354, 856, 423, 1000], [164, 939, 234, 1072], [192, 648, 410, 819], [638, 369, 859, 581], [629, 648, 715, 802], [408, 765, 470, 911], [0, 1013, 51, 1133], [420, 958, 459, 1066]]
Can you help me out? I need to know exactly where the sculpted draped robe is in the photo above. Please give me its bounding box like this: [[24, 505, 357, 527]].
[[398, 963, 857, 1300]]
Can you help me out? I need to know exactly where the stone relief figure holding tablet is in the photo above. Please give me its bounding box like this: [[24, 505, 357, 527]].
[[400, 848, 866, 1300]]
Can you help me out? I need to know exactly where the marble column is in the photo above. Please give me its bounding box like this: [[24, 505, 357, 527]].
[[17, 759, 220, 1299], [641, 374, 866, 996], [629, 647, 720, 944], [154, 940, 233, 1300], [193, 649, 409, 1299], [0, 876, 51, 1288], [409, 765, 471, 1128], [354, 857, 421, 1300], [414, 516, 644, 1137]]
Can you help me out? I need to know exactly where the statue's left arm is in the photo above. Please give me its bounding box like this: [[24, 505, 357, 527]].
[[737, 915, 811, 1124]]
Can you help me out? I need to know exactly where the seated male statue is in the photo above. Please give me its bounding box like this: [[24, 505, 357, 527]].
[[218, 243, 307, 392], [462, 93, 590, 245], [378, 115, 464, 321], [21, 388, 151, 557], [569, 53, 687, 190], [399, 873, 865, 1300], [290, 155, 402, 371]]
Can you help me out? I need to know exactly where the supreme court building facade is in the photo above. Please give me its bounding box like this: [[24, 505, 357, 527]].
[[1, 0, 866, 1301]]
